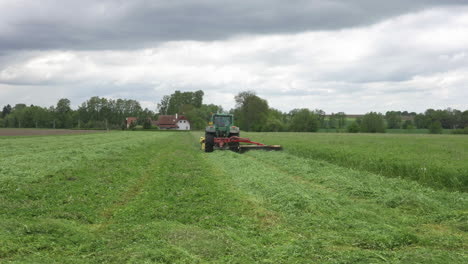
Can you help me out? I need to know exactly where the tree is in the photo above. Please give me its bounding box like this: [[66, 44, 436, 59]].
[[199, 104, 223, 121], [184, 108, 207, 130], [234, 91, 269, 131], [2, 104, 12, 118], [263, 108, 286, 132], [157, 95, 171, 115], [77, 96, 143, 129], [429, 120, 443, 134], [160, 90, 205, 115], [361, 112, 385, 133], [263, 118, 284, 132], [402, 120, 414, 130], [347, 122, 360, 133], [328, 113, 337, 129], [314, 109, 326, 128], [55, 98, 73, 128], [461, 110, 468, 128], [336, 112, 346, 129], [143, 118, 152, 129], [424, 108, 458, 129], [289, 109, 319, 132], [414, 114, 428, 129], [157, 91, 221, 129], [385, 111, 402, 129]]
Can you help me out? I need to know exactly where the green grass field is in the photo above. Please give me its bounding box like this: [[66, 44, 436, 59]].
[[247, 132, 468, 192], [0, 131, 467, 263], [317, 128, 454, 134]]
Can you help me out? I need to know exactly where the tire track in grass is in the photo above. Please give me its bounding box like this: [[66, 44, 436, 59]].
[[93, 133, 303, 263], [94, 134, 179, 232], [0, 132, 119, 158], [1, 132, 177, 263], [0, 132, 163, 183]]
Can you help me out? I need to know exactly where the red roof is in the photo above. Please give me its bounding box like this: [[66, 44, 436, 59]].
[[126, 117, 137, 126], [157, 115, 178, 125], [156, 115, 188, 126]]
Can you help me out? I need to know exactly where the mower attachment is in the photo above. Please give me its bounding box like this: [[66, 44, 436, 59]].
[[201, 136, 282, 152]]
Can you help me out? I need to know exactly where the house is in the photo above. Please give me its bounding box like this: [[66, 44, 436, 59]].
[[156, 114, 190, 130], [126, 117, 138, 128]]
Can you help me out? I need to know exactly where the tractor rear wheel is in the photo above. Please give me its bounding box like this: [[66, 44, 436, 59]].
[[205, 132, 215, 152]]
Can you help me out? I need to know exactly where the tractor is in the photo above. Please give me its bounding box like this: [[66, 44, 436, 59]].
[[202, 113, 282, 152]]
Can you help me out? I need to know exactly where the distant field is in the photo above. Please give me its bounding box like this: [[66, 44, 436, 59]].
[[0, 131, 466, 263], [386, 129, 453, 134], [247, 132, 468, 192], [317, 128, 454, 134], [0, 128, 102, 136]]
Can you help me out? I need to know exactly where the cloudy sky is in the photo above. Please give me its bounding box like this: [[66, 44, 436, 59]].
[[0, 0, 467, 113]]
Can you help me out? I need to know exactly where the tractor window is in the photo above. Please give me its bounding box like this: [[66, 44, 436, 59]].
[[214, 116, 231, 127]]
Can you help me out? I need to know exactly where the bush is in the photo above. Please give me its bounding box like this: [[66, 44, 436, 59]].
[[289, 109, 319, 132], [129, 121, 137, 131], [263, 118, 284, 132], [143, 119, 152, 129], [361, 112, 386, 133], [452, 126, 468, 134], [347, 122, 360, 133], [402, 120, 414, 129], [429, 121, 442, 134]]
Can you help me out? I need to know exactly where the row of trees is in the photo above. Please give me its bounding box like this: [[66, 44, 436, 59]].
[[230, 91, 468, 133], [1, 97, 155, 129], [386, 109, 468, 130], [2, 90, 467, 133]]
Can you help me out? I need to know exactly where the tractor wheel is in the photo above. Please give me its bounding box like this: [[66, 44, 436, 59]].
[[229, 133, 240, 152], [205, 132, 215, 152]]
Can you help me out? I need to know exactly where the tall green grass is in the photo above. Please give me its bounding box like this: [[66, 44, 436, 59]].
[[247, 132, 468, 192]]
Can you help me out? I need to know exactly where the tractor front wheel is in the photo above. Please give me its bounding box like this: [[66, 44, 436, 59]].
[[229, 133, 240, 152], [205, 132, 215, 152]]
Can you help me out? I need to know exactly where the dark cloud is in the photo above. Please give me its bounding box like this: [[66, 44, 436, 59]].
[[1, 2, 467, 113], [0, 0, 466, 51]]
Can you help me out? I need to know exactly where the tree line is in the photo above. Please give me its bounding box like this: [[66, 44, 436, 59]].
[[228, 91, 468, 134], [0, 97, 154, 130], [1, 90, 467, 133]]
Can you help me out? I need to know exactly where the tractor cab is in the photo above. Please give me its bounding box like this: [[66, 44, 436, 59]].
[[206, 113, 239, 138], [214, 115, 231, 127]]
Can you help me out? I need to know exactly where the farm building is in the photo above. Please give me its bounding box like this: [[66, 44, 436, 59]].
[[155, 114, 190, 130], [125, 114, 190, 130], [125, 117, 138, 128]]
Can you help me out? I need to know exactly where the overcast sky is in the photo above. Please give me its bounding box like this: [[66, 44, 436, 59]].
[[1, 0, 467, 113]]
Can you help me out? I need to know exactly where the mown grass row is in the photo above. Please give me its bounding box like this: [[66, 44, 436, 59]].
[[0, 132, 177, 262], [1, 131, 466, 263], [246, 132, 468, 192]]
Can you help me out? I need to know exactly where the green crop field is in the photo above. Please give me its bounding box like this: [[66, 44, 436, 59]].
[[246, 132, 468, 192], [0, 131, 467, 263]]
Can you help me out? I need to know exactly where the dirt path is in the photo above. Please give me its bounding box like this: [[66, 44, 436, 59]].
[[0, 128, 103, 136]]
